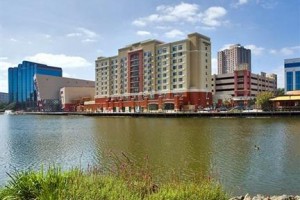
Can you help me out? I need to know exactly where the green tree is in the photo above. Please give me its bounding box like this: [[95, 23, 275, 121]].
[[256, 91, 274, 111], [275, 88, 285, 96]]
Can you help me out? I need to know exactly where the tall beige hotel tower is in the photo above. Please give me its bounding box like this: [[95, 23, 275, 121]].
[[88, 33, 212, 112]]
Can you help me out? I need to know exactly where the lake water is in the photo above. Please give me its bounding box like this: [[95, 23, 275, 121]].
[[0, 114, 300, 195]]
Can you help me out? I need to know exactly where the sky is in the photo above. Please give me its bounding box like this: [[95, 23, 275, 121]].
[[0, 0, 300, 92]]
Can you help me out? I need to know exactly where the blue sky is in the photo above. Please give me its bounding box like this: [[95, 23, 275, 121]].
[[0, 0, 299, 92]]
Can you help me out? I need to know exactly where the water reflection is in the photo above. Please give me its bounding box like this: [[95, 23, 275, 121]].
[[0, 115, 300, 195]]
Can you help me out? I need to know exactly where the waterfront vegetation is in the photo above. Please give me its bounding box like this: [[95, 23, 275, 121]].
[[0, 153, 228, 200]]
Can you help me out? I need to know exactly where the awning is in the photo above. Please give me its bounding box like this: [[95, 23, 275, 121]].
[[270, 96, 300, 101]]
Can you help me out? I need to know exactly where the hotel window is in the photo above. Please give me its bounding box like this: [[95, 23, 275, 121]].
[[179, 77, 183, 82], [173, 60, 177, 64], [179, 71, 183, 75], [178, 52, 183, 56], [172, 53, 176, 58], [173, 66, 176, 70], [163, 48, 167, 53], [173, 72, 177, 76], [163, 73, 167, 77], [172, 46, 177, 52], [178, 58, 183, 63], [163, 67, 167, 71], [178, 45, 183, 50], [173, 78, 176, 82], [173, 85, 177, 89], [178, 65, 183, 69], [163, 79, 167, 83], [163, 86, 167, 89], [179, 84, 183, 88]]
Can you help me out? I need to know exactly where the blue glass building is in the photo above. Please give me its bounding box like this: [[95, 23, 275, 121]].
[[284, 58, 300, 92], [8, 61, 62, 105]]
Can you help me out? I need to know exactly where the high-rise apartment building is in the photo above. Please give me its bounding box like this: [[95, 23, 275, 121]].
[[218, 44, 251, 74], [8, 61, 62, 108], [284, 58, 300, 92], [90, 33, 212, 112]]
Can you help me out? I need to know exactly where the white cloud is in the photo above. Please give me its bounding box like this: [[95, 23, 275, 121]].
[[165, 29, 184, 38], [211, 58, 218, 74], [201, 7, 227, 27], [63, 72, 73, 78], [0, 61, 15, 93], [268, 45, 300, 56], [269, 49, 277, 54], [77, 27, 98, 38], [132, 20, 146, 27], [280, 46, 300, 56], [233, 0, 249, 7], [219, 43, 235, 51], [66, 33, 82, 37], [238, 0, 249, 5], [245, 44, 264, 56], [25, 53, 92, 68], [132, 3, 227, 29], [66, 27, 99, 43], [0, 61, 15, 71], [10, 38, 17, 42], [136, 31, 151, 36], [81, 38, 97, 43]]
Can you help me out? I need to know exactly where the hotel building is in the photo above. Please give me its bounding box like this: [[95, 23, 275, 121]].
[[89, 33, 212, 112], [218, 44, 251, 74], [285, 58, 300, 92], [212, 69, 277, 106]]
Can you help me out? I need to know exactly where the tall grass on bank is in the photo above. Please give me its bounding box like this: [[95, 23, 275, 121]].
[[0, 153, 228, 200]]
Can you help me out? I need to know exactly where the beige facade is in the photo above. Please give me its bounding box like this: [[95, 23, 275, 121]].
[[95, 33, 211, 99], [60, 87, 95, 105], [212, 70, 277, 102], [218, 44, 251, 74], [34, 74, 94, 111], [35, 74, 94, 100]]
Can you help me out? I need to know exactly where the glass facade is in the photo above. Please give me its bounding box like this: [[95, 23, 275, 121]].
[[286, 72, 293, 91], [284, 58, 300, 92], [8, 61, 62, 104], [295, 71, 300, 90]]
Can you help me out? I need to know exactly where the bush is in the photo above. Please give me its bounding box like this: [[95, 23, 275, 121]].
[[0, 154, 228, 200]]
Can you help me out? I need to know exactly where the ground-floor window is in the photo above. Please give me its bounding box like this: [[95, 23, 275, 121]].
[[163, 103, 174, 110], [148, 104, 158, 110]]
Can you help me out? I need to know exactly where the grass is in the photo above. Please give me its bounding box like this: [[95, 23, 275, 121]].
[[0, 153, 228, 200]]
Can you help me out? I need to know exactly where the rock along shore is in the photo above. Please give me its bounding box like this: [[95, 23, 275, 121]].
[[230, 194, 300, 200]]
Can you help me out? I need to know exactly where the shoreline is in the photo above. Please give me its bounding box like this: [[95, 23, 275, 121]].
[[17, 110, 300, 118]]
